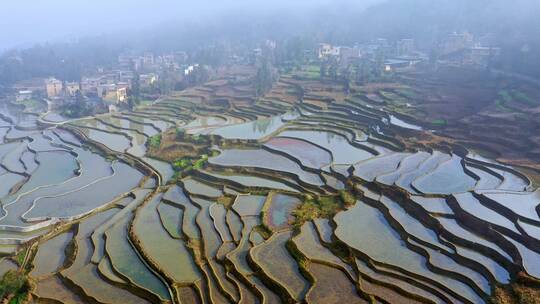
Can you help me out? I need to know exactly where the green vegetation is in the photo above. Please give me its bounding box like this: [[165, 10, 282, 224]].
[[253, 225, 272, 240], [15, 249, 27, 267], [216, 196, 234, 208], [291, 65, 320, 79], [293, 196, 341, 226], [512, 90, 538, 106], [494, 89, 537, 112], [0, 271, 30, 303], [171, 155, 209, 180], [499, 90, 513, 103], [148, 134, 162, 149], [255, 58, 276, 97], [13, 99, 44, 112], [175, 128, 210, 145], [139, 100, 154, 107], [338, 190, 356, 207], [431, 119, 448, 126], [61, 92, 107, 118]]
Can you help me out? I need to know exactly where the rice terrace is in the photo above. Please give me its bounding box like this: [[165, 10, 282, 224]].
[[1, 1, 540, 303], [0, 62, 538, 303]]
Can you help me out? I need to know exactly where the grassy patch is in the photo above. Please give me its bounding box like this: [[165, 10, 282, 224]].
[[173, 155, 208, 171], [253, 225, 272, 240], [293, 196, 341, 226], [494, 98, 516, 113], [498, 90, 512, 103], [431, 119, 447, 126], [0, 270, 30, 303], [217, 196, 235, 208], [512, 90, 538, 106], [147, 134, 162, 149], [338, 190, 356, 207], [292, 64, 321, 80], [14, 249, 27, 267], [170, 154, 209, 181], [139, 100, 155, 106], [14, 99, 45, 112]]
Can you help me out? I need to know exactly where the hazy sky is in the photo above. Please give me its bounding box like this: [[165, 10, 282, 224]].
[[0, 0, 380, 50]]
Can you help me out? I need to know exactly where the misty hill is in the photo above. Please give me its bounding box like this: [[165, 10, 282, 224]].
[[347, 0, 540, 77], [1, 0, 540, 87]]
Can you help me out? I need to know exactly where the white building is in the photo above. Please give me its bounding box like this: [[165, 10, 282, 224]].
[[184, 64, 200, 76], [140, 73, 158, 87], [16, 90, 33, 102], [318, 43, 341, 59]]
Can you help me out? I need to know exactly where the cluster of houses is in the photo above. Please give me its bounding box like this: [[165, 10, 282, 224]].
[[317, 38, 425, 72], [12, 50, 205, 112], [118, 51, 187, 72], [11, 51, 191, 112], [15, 71, 157, 110], [316, 32, 501, 72], [438, 32, 501, 66]]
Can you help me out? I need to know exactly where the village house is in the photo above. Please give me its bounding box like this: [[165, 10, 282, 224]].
[[318, 43, 340, 59], [140, 73, 158, 87], [45, 78, 63, 98], [81, 77, 102, 95], [16, 90, 33, 102], [97, 84, 128, 104], [65, 82, 81, 97]]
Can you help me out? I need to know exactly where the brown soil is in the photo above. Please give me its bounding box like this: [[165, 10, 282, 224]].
[[393, 66, 540, 176]]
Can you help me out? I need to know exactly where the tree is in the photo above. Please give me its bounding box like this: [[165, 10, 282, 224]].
[[355, 59, 371, 84], [320, 61, 328, 78], [255, 58, 274, 97], [131, 73, 141, 104], [328, 59, 338, 81]]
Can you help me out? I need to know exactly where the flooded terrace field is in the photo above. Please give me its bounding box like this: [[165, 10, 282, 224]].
[[0, 70, 539, 304]]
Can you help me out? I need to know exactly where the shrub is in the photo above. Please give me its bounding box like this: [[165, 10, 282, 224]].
[[339, 190, 356, 207], [293, 196, 341, 226], [0, 271, 29, 302], [148, 134, 162, 149], [173, 155, 208, 171]]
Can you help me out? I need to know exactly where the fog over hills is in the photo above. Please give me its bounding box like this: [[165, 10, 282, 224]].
[[0, 0, 380, 50], [1, 0, 540, 83]]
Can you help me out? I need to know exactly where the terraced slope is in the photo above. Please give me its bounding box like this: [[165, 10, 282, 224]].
[[0, 68, 538, 304]]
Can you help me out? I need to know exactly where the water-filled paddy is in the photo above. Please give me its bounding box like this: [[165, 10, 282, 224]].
[[1, 77, 538, 304], [264, 193, 301, 231], [212, 113, 289, 140], [105, 215, 171, 301], [251, 231, 311, 301], [335, 201, 485, 303], [30, 231, 74, 277], [278, 129, 375, 164], [264, 137, 332, 168], [306, 263, 366, 304], [200, 170, 300, 192], [25, 161, 142, 220], [210, 148, 324, 186], [413, 154, 477, 194], [82, 127, 131, 152], [132, 194, 201, 284]]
